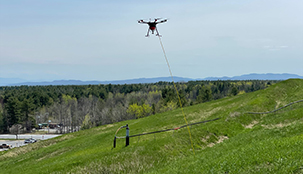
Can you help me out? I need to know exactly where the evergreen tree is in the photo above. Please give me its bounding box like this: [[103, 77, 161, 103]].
[[20, 98, 34, 132], [197, 86, 212, 103], [230, 86, 239, 96], [5, 97, 21, 127]]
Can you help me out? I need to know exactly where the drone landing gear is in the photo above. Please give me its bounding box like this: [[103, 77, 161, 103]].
[[146, 29, 150, 37], [155, 28, 162, 37], [144, 28, 162, 37]]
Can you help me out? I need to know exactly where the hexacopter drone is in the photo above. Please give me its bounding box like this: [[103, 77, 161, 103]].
[[138, 18, 167, 37]]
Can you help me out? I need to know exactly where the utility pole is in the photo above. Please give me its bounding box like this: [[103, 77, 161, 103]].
[[126, 124, 129, 146]]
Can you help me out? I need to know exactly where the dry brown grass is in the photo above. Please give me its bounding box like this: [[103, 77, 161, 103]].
[[95, 124, 114, 131], [274, 100, 288, 109], [261, 118, 303, 129], [57, 134, 74, 141], [37, 148, 66, 161], [188, 107, 222, 123], [66, 149, 156, 174]]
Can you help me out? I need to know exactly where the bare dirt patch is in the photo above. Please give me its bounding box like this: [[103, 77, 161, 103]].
[[207, 136, 229, 148], [275, 100, 282, 109], [201, 135, 210, 143], [262, 122, 292, 129], [226, 111, 242, 121], [230, 112, 241, 118], [245, 120, 259, 129], [201, 134, 229, 148]]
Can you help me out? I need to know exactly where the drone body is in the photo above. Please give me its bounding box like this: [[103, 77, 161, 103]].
[[138, 18, 167, 37]]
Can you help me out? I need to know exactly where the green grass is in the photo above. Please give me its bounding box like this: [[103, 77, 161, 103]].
[[0, 79, 303, 174]]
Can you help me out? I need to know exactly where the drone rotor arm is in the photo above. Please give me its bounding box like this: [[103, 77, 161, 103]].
[[138, 19, 149, 24], [157, 19, 168, 24]]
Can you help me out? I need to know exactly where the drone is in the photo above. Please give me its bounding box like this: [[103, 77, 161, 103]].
[[138, 18, 167, 37]]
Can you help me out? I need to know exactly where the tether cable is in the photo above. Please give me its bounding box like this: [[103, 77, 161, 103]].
[[246, 99, 303, 114], [114, 118, 220, 139], [158, 36, 195, 155], [128, 118, 220, 138]]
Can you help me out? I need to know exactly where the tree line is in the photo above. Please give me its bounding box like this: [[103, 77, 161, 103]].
[[0, 80, 277, 133]]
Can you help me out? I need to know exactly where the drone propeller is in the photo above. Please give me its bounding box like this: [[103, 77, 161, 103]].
[[137, 18, 168, 23]]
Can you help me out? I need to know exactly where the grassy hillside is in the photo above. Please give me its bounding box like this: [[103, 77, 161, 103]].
[[1, 79, 303, 174]]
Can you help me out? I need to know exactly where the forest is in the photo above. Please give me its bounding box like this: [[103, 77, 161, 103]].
[[0, 80, 277, 134]]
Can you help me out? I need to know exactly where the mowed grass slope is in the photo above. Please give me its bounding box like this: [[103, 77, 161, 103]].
[[0, 79, 303, 174]]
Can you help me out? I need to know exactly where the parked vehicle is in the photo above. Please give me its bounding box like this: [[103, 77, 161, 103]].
[[24, 139, 31, 144], [30, 138, 37, 143], [0, 144, 11, 149], [24, 138, 37, 144]]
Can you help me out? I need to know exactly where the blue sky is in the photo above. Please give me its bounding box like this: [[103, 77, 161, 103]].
[[0, 0, 302, 81]]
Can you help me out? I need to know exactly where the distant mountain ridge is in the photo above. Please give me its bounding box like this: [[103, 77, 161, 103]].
[[1, 73, 302, 86], [202, 73, 303, 81]]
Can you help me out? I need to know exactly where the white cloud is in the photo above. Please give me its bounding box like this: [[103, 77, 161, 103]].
[[263, 45, 289, 51], [279, 46, 289, 48]]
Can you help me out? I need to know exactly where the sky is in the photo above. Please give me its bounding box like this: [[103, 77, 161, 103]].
[[0, 0, 302, 81]]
